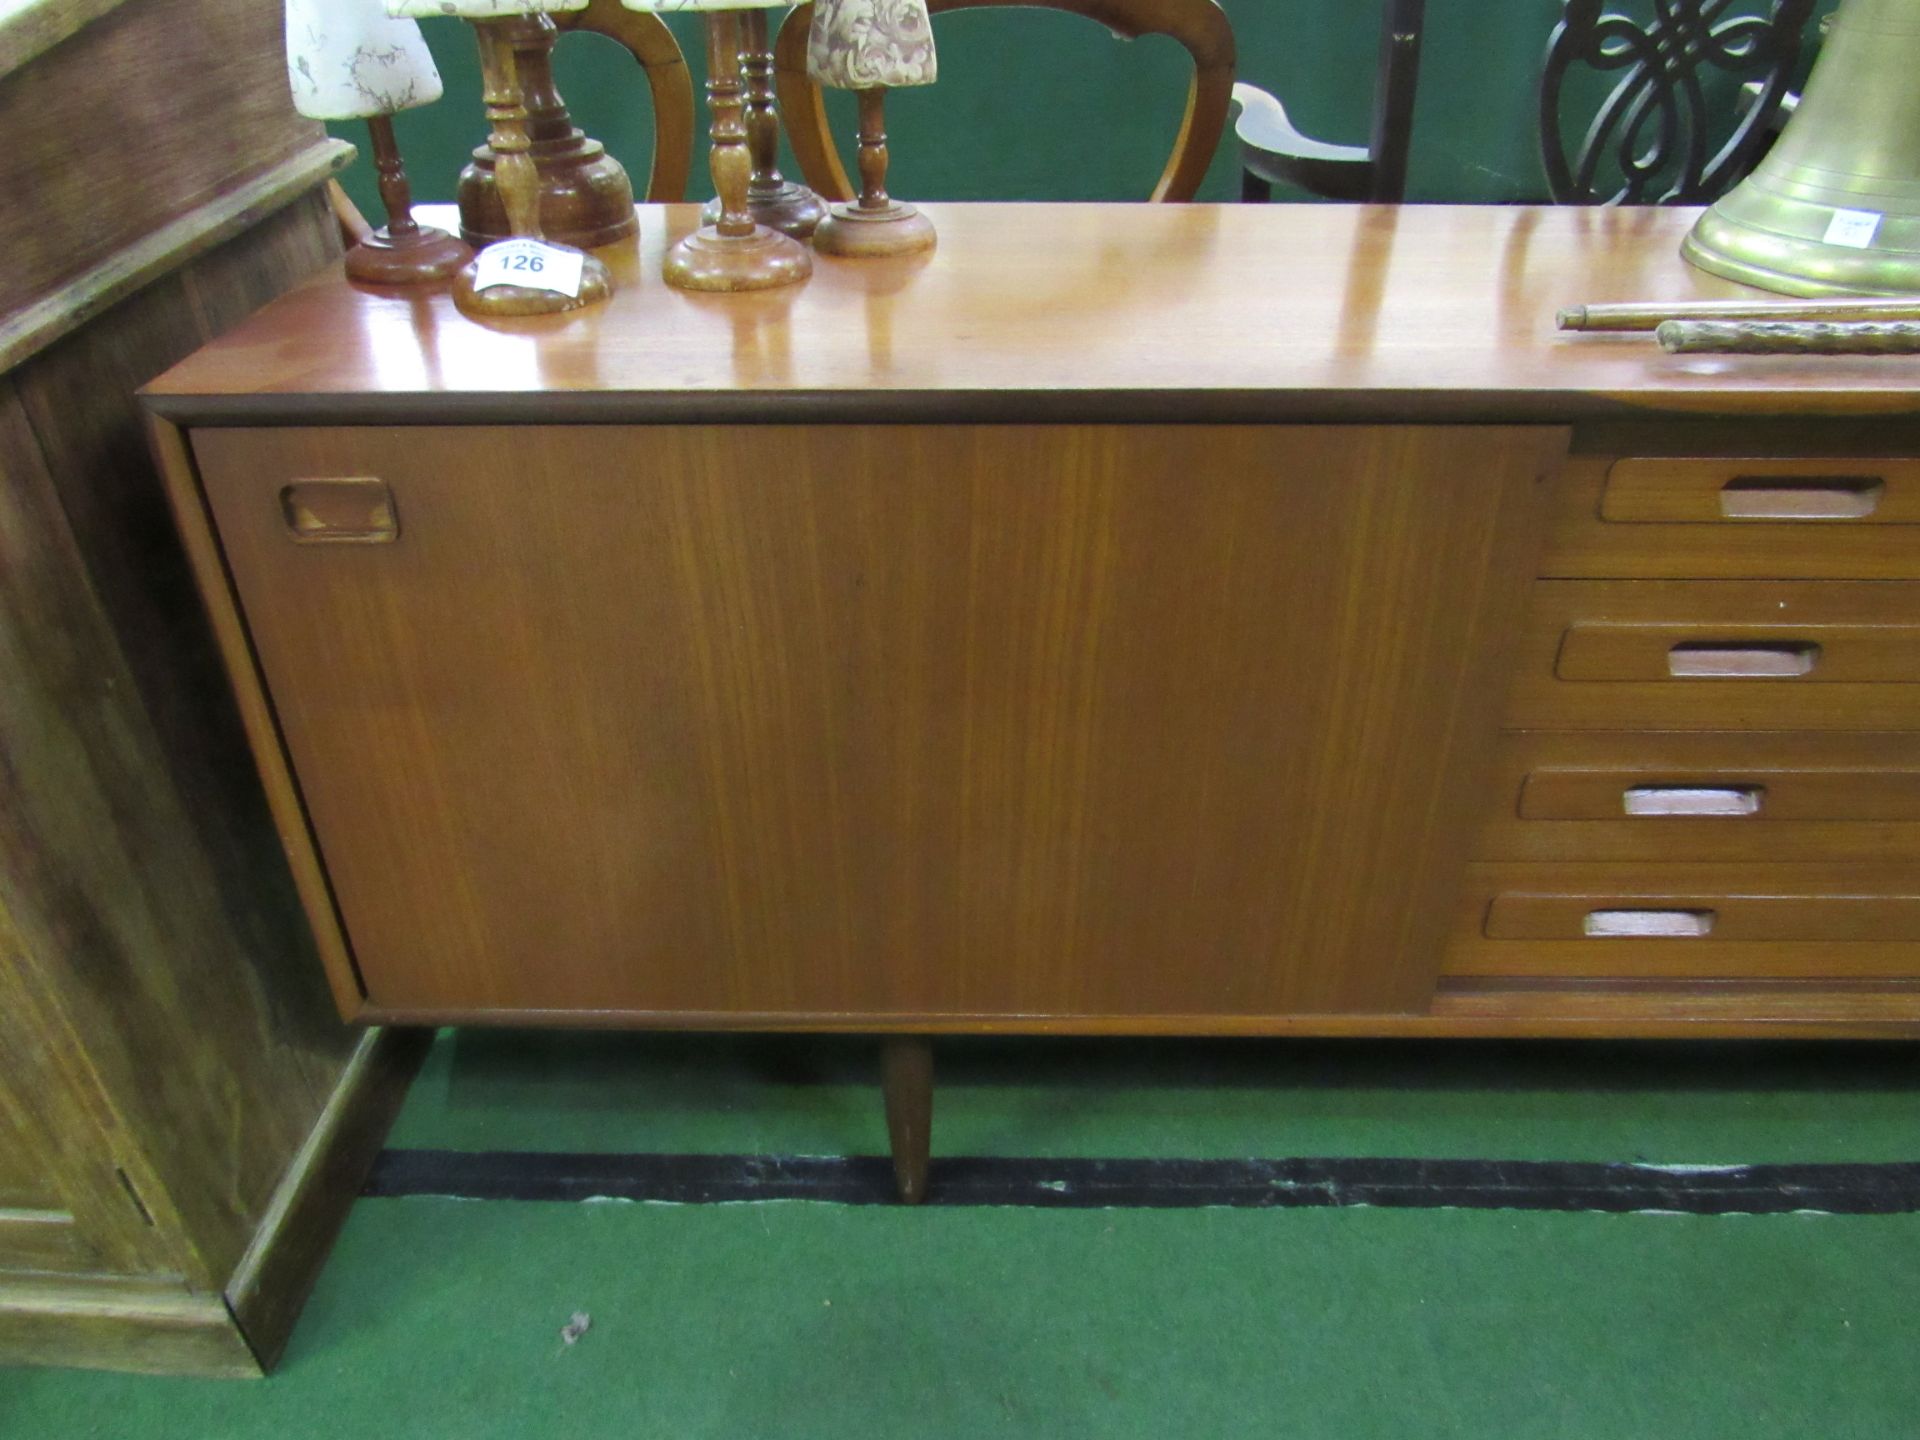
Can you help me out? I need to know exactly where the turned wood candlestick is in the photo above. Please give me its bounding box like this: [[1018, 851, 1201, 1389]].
[[345, 115, 473, 285], [457, 13, 638, 251], [812, 88, 934, 258], [453, 17, 613, 318], [664, 11, 811, 293], [700, 9, 823, 240]]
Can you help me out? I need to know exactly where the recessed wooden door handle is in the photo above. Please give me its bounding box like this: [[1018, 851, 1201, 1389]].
[[1719, 477, 1884, 519], [280, 478, 398, 542], [1667, 642, 1820, 678], [1583, 909, 1716, 938], [1622, 785, 1763, 816]]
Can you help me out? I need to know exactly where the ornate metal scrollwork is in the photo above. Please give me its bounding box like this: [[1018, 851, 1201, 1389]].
[[1541, 0, 1817, 204]]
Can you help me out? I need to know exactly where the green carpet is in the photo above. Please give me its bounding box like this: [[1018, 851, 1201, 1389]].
[[6, 1034, 1919, 1436], [7, 1200, 1918, 1438]]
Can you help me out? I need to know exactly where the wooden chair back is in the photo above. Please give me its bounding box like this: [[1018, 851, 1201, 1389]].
[[772, 0, 1237, 203], [1235, 0, 1424, 204], [551, 0, 697, 202], [1538, 0, 1814, 205]]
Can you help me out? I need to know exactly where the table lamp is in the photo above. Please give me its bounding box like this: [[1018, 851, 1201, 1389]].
[[457, 11, 639, 251], [387, 0, 614, 317], [623, 0, 812, 291], [285, 0, 472, 284], [807, 0, 937, 257], [704, 9, 825, 239]]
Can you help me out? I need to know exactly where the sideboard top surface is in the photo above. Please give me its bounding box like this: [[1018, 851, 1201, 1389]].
[[144, 203, 1920, 424]]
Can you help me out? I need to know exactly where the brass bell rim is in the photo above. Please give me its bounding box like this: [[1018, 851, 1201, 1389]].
[[1683, 214, 1920, 298], [1682, 0, 1920, 298]]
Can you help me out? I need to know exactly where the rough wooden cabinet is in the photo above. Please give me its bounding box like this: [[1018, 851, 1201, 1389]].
[[0, 0, 423, 1378], [144, 203, 1920, 1195]]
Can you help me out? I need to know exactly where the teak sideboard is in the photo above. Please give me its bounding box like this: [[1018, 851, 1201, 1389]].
[[144, 203, 1920, 1199]]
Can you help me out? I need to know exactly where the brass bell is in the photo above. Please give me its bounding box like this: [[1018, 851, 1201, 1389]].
[[1685, 0, 1920, 296]]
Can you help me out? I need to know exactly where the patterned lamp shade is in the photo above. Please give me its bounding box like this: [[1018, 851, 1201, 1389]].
[[287, 0, 444, 120], [807, 0, 937, 90], [383, 0, 587, 18]]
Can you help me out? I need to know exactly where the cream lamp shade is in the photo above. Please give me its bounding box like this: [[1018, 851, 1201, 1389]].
[[807, 0, 936, 90], [286, 0, 445, 120]]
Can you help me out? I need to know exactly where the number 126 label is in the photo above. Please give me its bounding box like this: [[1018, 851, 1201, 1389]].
[[472, 239, 585, 298]]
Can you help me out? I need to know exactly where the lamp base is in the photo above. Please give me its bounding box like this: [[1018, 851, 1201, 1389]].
[[455, 14, 638, 252], [452, 243, 614, 318], [460, 141, 639, 251], [813, 201, 936, 259], [344, 224, 473, 286], [703, 181, 827, 241], [664, 224, 812, 292]]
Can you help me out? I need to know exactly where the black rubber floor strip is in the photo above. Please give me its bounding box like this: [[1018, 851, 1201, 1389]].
[[364, 1150, 1920, 1215]]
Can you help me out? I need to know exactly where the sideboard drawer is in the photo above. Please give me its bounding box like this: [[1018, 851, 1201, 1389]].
[[1477, 732, 1920, 863], [1505, 580, 1920, 730], [1545, 455, 1920, 579], [1447, 863, 1920, 980]]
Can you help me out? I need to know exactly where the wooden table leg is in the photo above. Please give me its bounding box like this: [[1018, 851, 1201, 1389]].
[[881, 1036, 933, 1204]]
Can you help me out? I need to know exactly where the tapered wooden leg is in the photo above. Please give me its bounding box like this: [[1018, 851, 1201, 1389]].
[[881, 1037, 932, 1204]]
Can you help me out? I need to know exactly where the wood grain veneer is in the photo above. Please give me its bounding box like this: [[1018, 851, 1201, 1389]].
[[188, 422, 1560, 1023], [141, 204, 1920, 427]]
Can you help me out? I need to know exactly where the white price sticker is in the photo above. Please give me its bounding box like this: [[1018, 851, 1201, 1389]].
[[1823, 208, 1882, 250], [471, 239, 585, 297]]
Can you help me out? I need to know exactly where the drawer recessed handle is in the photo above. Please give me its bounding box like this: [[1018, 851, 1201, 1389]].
[[1667, 642, 1820, 678], [1584, 909, 1716, 938], [1623, 785, 1764, 817], [281, 478, 398, 543], [1719, 477, 1884, 520]]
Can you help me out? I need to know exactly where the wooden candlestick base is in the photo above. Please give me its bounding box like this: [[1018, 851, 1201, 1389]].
[[814, 200, 936, 258], [345, 225, 473, 286], [664, 225, 811, 292], [813, 89, 934, 259], [347, 114, 474, 285], [452, 243, 613, 318], [702, 182, 826, 241]]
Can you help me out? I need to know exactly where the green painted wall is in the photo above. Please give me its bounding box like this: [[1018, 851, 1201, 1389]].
[[332, 1, 1840, 217]]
